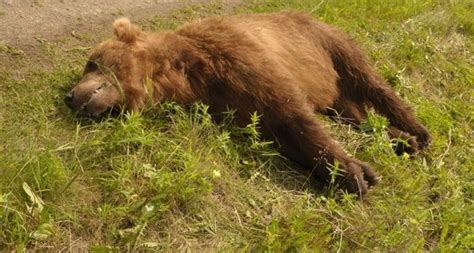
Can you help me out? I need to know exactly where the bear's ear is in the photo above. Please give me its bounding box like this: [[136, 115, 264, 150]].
[[113, 17, 140, 43]]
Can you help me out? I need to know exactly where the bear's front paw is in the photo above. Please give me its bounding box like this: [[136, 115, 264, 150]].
[[338, 159, 378, 196]]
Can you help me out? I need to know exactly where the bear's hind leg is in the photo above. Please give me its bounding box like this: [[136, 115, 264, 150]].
[[328, 97, 422, 156], [320, 26, 431, 153], [367, 85, 431, 151]]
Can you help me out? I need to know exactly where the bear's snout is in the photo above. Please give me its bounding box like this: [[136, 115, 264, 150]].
[[65, 76, 123, 117]]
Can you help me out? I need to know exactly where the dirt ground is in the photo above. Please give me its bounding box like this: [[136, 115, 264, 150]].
[[0, 0, 238, 53]]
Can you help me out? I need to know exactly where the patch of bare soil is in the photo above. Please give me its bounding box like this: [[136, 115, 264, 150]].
[[0, 0, 240, 53]]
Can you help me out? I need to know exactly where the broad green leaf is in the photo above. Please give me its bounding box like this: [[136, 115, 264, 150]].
[[30, 223, 54, 241], [22, 182, 44, 214]]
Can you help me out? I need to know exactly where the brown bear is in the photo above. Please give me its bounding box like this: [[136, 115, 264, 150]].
[[65, 11, 431, 196]]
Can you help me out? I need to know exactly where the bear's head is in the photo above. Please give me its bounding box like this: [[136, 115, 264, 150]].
[[65, 18, 162, 117]]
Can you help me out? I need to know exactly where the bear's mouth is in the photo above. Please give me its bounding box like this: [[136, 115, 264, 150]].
[[77, 104, 121, 119]]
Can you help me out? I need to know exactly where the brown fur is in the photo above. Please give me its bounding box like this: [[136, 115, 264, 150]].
[[65, 12, 431, 196]]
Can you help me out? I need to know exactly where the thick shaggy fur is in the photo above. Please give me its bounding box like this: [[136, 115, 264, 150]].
[[66, 12, 431, 196]]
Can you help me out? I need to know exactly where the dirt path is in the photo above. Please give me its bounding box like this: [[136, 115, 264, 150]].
[[0, 0, 238, 52]]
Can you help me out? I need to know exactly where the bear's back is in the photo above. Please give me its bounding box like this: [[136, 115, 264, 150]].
[[178, 12, 340, 112]]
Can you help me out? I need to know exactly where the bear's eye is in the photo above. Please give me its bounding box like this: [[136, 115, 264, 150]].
[[94, 83, 107, 94], [84, 61, 98, 73]]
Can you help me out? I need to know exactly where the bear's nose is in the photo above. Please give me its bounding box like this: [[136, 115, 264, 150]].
[[64, 91, 74, 109]]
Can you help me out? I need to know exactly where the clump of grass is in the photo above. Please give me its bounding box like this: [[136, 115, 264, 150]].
[[1, 0, 473, 251]]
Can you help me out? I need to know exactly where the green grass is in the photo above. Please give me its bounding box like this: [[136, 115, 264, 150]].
[[1, 0, 473, 251]]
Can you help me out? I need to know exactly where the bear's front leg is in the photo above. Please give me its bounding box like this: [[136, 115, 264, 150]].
[[261, 107, 378, 196]]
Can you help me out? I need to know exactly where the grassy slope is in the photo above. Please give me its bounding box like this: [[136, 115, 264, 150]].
[[1, 0, 473, 251]]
